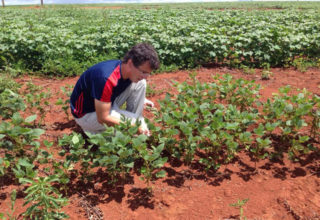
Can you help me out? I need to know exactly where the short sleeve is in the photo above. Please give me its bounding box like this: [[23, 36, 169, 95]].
[[90, 64, 121, 102], [90, 68, 108, 101], [100, 65, 121, 102]]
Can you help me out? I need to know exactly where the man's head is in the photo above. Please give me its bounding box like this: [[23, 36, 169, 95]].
[[122, 43, 160, 82]]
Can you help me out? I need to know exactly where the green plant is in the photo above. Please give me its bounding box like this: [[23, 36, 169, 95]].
[[261, 70, 273, 80], [0, 89, 26, 119], [0, 113, 44, 178], [55, 85, 74, 120], [0, 75, 21, 93], [152, 73, 320, 172], [1, 8, 320, 76], [261, 62, 271, 70], [20, 175, 69, 219], [230, 198, 249, 220], [0, 189, 17, 220], [87, 118, 168, 188], [133, 136, 167, 190], [12, 158, 37, 183], [154, 74, 261, 171], [24, 81, 51, 126], [292, 57, 313, 72], [58, 132, 89, 183], [289, 136, 310, 161], [240, 65, 256, 75], [214, 74, 261, 112], [310, 95, 320, 141]]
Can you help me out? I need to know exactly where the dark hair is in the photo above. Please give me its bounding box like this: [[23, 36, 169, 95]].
[[122, 43, 160, 70]]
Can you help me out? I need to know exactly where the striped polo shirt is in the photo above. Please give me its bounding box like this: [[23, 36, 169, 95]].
[[70, 60, 131, 118]]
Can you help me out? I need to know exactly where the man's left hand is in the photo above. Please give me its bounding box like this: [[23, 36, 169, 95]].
[[144, 98, 154, 108]]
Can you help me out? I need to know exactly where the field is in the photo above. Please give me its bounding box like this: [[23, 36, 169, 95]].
[[1, 2, 320, 75], [1, 2, 320, 220]]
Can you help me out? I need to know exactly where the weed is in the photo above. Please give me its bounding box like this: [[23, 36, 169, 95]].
[[0, 189, 17, 220], [292, 57, 313, 72], [24, 81, 52, 126], [230, 198, 249, 220], [55, 85, 74, 120], [261, 70, 273, 80], [240, 65, 256, 75], [20, 175, 69, 219]]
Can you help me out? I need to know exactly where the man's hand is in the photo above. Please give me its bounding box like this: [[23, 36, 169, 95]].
[[138, 126, 151, 136], [138, 119, 151, 136], [144, 98, 154, 108]]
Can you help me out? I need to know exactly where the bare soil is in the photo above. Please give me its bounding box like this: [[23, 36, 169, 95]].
[[1, 67, 320, 220], [79, 6, 124, 10]]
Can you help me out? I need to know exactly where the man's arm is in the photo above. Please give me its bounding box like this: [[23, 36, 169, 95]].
[[94, 99, 150, 135], [94, 99, 120, 126]]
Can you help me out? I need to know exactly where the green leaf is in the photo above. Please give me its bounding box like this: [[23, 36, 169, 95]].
[[140, 166, 147, 174], [18, 158, 33, 168], [72, 135, 79, 145], [299, 136, 309, 143], [152, 157, 167, 168], [32, 129, 45, 137], [55, 98, 63, 105], [19, 177, 33, 185], [124, 161, 134, 168], [25, 115, 37, 123], [254, 124, 265, 136], [43, 140, 53, 148], [155, 143, 165, 154], [155, 170, 166, 178], [10, 189, 17, 205]]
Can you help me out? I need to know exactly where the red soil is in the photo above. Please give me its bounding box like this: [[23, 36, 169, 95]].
[[79, 6, 124, 10], [22, 6, 41, 9], [1, 67, 319, 219]]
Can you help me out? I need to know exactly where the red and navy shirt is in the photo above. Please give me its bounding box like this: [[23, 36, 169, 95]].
[[70, 60, 131, 118]]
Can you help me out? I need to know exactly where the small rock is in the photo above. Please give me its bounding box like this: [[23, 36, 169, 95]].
[[224, 189, 232, 197]]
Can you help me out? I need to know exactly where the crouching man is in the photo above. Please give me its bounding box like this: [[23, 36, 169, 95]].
[[70, 43, 159, 135]]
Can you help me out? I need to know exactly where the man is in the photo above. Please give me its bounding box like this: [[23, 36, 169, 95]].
[[70, 43, 159, 135]]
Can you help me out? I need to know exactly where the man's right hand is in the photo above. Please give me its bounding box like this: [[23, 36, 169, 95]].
[[138, 125, 151, 136]]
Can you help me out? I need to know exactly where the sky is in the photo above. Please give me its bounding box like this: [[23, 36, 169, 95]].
[[4, 0, 319, 5], [4, 0, 249, 5]]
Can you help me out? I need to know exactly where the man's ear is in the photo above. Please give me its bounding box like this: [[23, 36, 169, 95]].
[[127, 59, 133, 66]]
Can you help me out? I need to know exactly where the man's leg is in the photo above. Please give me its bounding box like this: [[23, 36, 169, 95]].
[[74, 110, 141, 135], [113, 79, 146, 117], [112, 79, 148, 131], [74, 112, 106, 134]]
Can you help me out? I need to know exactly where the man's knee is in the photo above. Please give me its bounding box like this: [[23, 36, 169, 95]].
[[135, 79, 147, 91]]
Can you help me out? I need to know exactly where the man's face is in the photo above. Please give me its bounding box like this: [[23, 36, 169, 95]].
[[129, 60, 152, 83]]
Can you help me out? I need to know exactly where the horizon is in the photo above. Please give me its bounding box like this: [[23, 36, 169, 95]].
[[4, 0, 320, 6]]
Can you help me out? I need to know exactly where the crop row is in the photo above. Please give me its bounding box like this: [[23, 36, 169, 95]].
[[0, 8, 320, 75], [153, 74, 320, 167]]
